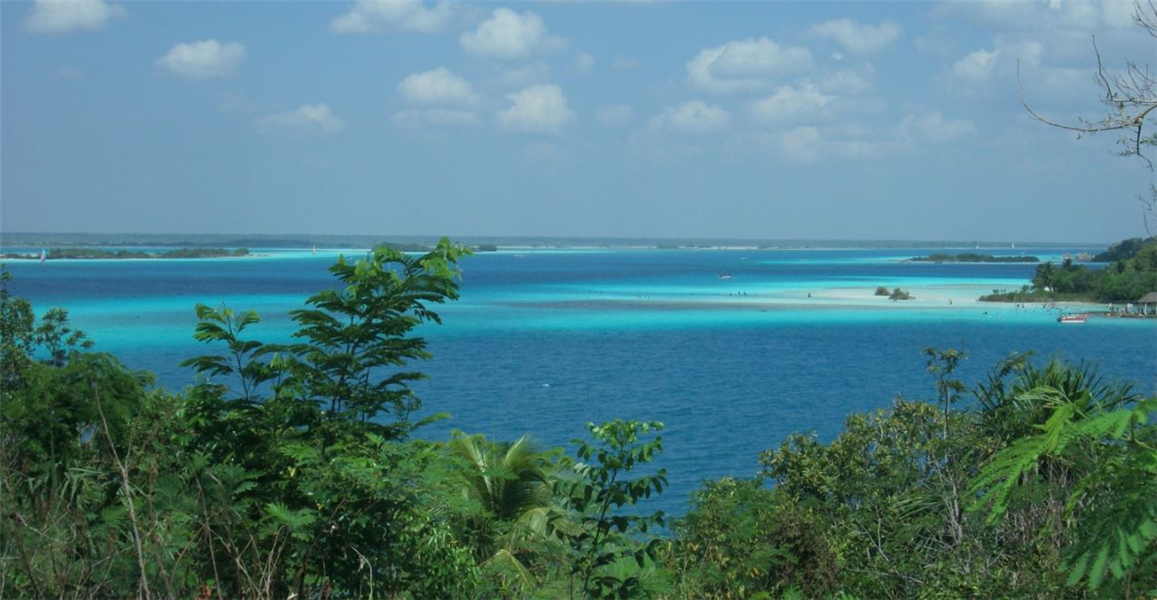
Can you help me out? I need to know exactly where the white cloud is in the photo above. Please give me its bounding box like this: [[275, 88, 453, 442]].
[[613, 57, 639, 70], [812, 19, 903, 54], [751, 83, 835, 124], [498, 62, 551, 88], [497, 84, 574, 134], [952, 48, 1002, 83], [650, 101, 730, 134], [391, 108, 479, 127], [779, 126, 822, 163], [460, 8, 564, 61], [900, 111, 976, 142], [779, 125, 913, 163], [952, 39, 1043, 86], [25, 0, 125, 34], [597, 103, 633, 126], [397, 68, 477, 105], [941, 0, 1040, 29], [773, 112, 971, 164], [330, 0, 452, 34], [575, 52, 595, 72], [257, 104, 346, 134], [939, 0, 1138, 32], [687, 37, 813, 94], [816, 69, 873, 95], [157, 40, 245, 80]]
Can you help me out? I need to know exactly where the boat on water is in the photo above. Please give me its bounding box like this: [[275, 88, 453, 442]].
[[718, 271, 733, 280], [1057, 313, 1090, 324]]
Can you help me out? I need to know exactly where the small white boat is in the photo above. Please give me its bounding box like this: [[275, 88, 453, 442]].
[[718, 271, 733, 280], [1057, 313, 1089, 324]]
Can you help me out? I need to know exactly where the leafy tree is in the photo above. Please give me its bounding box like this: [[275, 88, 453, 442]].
[[556, 420, 668, 599], [670, 477, 837, 599], [175, 238, 478, 597], [971, 379, 1157, 594]]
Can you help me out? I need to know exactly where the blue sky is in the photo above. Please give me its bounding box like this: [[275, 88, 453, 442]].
[[2, 0, 1154, 242]]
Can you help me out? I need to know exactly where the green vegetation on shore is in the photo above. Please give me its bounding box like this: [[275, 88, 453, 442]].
[[3, 245, 1154, 599], [980, 244, 1157, 303], [911, 252, 1040, 263], [1093, 236, 1157, 262], [1, 247, 250, 260]]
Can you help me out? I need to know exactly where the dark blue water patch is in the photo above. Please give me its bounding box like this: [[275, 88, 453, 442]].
[[411, 320, 1156, 515], [456, 249, 1073, 290]]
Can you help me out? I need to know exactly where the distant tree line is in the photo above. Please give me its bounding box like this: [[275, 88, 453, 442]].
[[1093, 236, 1157, 263], [1, 247, 250, 260], [981, 241, 1157, 303], [910, 253, 1040, 263]]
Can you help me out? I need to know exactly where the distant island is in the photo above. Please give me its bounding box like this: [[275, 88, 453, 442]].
[[1, 247, 249, 260], [910, 253, 1040, 263], [875, 286, 914, 300]]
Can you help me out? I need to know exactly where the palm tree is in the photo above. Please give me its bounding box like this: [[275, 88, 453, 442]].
[[1033, 261, 1056, 292], [447, 432, 560, 589]]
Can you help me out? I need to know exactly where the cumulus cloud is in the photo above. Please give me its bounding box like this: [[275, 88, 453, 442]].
[[330, 0, 452, 34], [497, 62, 551, 88], [899, 111, 976, 142], [750, 83, 835, 124], [939, 0, 1137, 32], [157, 40, 245, 80], [575, 52, 595, 72], [773, 111, 972, 164], [952, 39, 1042, 86], [257, 104, 346, 134], [650, 101, 730, 134], [779, 125, 912, 163], [397, 68, 477, 105], [816, 69, 874, 95], [391, 108, 479, 127], [597, 103, 633, 126], [612, 57, 639, 70], [687, 37, 812, 94], [812, 19, 903, 54], [779, 126, 823, 163], [461, 8, 564, 61], [25, 0, 125, 34], [952, 48, 1003, 83], [497, 84, 574, 134]]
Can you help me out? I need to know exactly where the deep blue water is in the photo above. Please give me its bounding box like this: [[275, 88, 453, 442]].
[[4, 247, 1155, 514]]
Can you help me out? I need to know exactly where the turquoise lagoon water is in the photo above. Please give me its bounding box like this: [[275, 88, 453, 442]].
[[4, 247, 1155, 514]]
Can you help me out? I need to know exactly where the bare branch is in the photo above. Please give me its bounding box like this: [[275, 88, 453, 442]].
[[1018, 4, 1157, 170]]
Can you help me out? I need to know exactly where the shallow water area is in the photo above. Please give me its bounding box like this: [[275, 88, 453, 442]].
[[3, 246, 1154, 514]]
